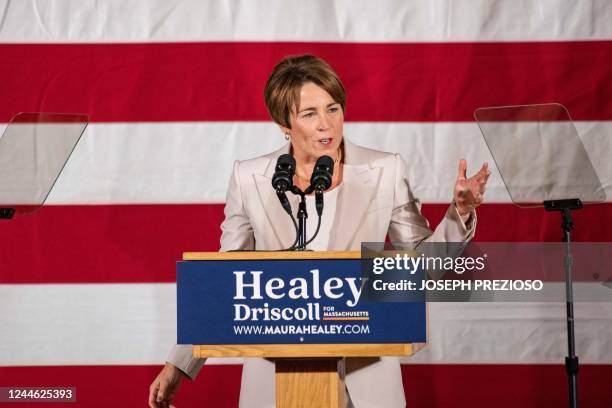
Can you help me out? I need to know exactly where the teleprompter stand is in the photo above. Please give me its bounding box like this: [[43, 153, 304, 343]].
[[475, 103, 607, 408], [544, 198, 583, 408]]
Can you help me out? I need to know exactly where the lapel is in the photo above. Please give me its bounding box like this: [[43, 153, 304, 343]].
[[330, 140, 382, 249], [254, 143, 298, 249]]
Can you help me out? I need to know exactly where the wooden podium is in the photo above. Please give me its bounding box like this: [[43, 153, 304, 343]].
[[180, 251, 424, 408]]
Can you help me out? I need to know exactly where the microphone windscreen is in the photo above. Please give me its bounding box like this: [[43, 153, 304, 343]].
[[311, 155, 334, 191], [277, 154, 296, 171], [316, 155, 334, 174], [272, 154, 296, 191]]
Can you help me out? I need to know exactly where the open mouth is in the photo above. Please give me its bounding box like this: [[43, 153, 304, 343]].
[[319, 138, 333, 145]]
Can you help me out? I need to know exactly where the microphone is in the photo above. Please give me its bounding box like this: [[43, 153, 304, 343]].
[[272, 154, 296, 215], [310, 155, 334, 216], [310, 155, 334, 191], [272, 154, 296, 192]]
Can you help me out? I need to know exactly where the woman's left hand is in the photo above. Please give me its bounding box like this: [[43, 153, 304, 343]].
[[454, 159, 490, 216]]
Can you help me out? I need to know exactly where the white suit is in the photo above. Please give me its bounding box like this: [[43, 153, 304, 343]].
[[167, 138, 475, 407]]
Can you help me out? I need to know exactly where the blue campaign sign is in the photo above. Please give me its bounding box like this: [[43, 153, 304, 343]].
[[177, 257, 425, 345]]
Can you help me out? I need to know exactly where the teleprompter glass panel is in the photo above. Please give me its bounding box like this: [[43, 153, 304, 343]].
[[474, 104, 605, 207], [0, 112, 88, 215]]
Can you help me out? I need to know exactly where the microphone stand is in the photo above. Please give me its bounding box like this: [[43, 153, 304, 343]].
[[291, 185, 315, 251], [275, 154, 332, 251], [544, 198, 582, 408]]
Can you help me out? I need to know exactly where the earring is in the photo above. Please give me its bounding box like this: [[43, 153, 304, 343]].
[[284, 132, 290, 141]]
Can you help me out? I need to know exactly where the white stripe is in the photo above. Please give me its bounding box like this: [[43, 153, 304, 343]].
[[1, 284, 611, 366], [0, 283, 241, 366], [404, 300, 612, 364], [3, 121, 606, 204], [0, 0, 611, 43]]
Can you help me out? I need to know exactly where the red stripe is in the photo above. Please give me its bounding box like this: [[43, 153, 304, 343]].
[[0, 41, 611, 122], [0, 365, 241, 408], [0, 364, 609, 407], [401, 364, 612, 408], [1, 203, 610, 284]]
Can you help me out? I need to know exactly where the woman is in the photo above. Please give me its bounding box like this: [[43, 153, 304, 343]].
[[149, 55, 489, 408]]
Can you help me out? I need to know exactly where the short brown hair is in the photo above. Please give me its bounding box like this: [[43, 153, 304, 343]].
[[264, 55, 346, 128]]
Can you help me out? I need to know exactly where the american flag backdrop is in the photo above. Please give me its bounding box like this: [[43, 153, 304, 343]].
[[1, 1, 612, 406]]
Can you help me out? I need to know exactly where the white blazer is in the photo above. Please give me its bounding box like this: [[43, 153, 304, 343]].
[[167, 139, 475, 407]]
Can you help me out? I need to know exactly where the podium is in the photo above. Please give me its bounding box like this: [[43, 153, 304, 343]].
[[178, 251, 425, 407]]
